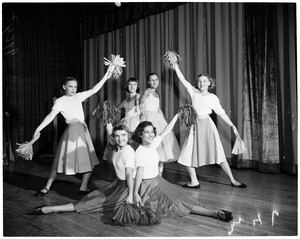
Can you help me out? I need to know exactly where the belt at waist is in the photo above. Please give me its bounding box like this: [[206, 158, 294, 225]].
[[68, 122, 87, 127]]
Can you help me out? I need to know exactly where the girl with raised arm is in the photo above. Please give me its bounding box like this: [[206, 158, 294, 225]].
[[172, 64, 247, 189]]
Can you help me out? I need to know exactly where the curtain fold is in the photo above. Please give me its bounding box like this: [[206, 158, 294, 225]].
[[3, 4, 82, 159]]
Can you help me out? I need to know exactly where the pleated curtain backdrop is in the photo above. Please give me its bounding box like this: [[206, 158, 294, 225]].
[[82, 2, 244, 164], [82, 2, 296, 174]]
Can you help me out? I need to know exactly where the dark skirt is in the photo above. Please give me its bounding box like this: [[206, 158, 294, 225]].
[[139, 175, 205, 217], [74, 178, 128, 213]]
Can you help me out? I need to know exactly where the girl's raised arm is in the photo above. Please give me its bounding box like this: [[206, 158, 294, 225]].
[[173, 65, 190, 89], [159, 113, 179, 140], [84, 66, 113, 99]]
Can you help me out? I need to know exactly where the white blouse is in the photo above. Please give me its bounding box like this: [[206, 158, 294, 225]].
[[186, 82, 225, 116], [135, 136, 162, 179]]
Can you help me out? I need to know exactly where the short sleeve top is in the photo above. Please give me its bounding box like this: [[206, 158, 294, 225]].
[[135, 136, 162, 179], [111, 145, 135, 180], [52, 92, 88, 124], [186, 82, 225, 116]]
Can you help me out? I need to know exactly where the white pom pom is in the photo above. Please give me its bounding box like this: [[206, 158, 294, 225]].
[[114, 2, 121, 7]]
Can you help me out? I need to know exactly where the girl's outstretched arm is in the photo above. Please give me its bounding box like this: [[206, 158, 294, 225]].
[[219, 114, 240, 137], [159, 113, 179, 140], [133, 166, 143, 205], [173, 65, 190, 89], [33, 109, 60, 138], [125, 167, 134, 203], [84, 66, 113, 99]]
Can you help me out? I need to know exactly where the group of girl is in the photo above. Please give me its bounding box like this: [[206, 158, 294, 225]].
[[31, 62, 247, 224]]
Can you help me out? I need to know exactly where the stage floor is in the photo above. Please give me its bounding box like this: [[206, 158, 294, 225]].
[[2, 159, 298, 236]]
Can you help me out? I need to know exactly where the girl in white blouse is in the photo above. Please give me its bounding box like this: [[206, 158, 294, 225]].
[[132, 114, 234, 222], [173, 64, 247, 189], [32, 123, 135, 215]]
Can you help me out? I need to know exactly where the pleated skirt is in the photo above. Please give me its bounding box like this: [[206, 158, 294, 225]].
[[51, 122, 99, 175], [139, 175, 204, 217], [177, 117, 226, 167], [74, 179, 128, 213], [144, 110, 181, 162]]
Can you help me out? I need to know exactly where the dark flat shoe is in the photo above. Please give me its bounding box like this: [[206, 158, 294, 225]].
[[231, 183, 247, 188], [33, 206, 46, 215], [182, 184, 201, 189], [78, 189, 93, 195], [217, 210, 233, 222], [33, 188, 49, 197]]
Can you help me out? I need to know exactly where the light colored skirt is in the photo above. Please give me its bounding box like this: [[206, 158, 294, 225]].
[[118, 115, 140, 133], [144, 110, 181, 162], [51, 122, 99, 175], [177, 117, 226, 167], [74, 179, 128, 213], [139, 175, 204, 217]]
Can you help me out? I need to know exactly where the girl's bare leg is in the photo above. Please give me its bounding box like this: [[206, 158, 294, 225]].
[[186, 167, 200, 186], [40, 169, 57, 193], [220, 161, 243, 186], [39, 203, 75, 214], [79, 171, 92, 191]]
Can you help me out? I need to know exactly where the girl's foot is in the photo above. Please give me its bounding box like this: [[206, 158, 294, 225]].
[[217, 210, 233, 222], [231, 181, 247, 188], [33, 188, 49, 197], [33, 206, 52, 215], [182, 183, 201, 189]]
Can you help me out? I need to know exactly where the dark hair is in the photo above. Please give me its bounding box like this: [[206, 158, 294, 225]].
[[131, 121, 157, 145], [60, 77, 78, 95], [108, 124, 132, 150], [195, 73, 216, 90], [125, 77, 140, 93]]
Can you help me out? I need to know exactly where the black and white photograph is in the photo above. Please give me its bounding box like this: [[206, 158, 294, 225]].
[[1, 0, 298, 237]]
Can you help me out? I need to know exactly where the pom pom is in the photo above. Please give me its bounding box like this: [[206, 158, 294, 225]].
[[104, 54, 126, 79], [232, 136, 247, 155], [92, 101, 120, 125], [162, 50, 182, 69], [178, 104, 198, 129], [112, 202, 140, 226], [137, 204, 161, 226], [15, 135, 39, 160]]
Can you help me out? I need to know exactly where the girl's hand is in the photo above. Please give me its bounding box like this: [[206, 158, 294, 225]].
[[126, 194, 133, 204], [134, 192, 143, 206], [231, 125, 240, 138]]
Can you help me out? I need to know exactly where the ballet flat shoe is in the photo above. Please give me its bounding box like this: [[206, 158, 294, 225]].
[[33, 206, 46, 215], [78, 189, 93, 195], [33, 188, 49, 197], [217, 210, 233, 222], [231, 183, 247, 188], [182, 184, 201, 189]]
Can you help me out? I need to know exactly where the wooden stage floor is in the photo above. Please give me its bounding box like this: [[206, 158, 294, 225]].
[[2, 159, 298, 237]]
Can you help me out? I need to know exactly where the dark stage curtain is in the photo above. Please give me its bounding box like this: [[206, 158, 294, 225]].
[[2, 4, 82, 160], [83, 2, 297, 175], [240, 4, 297, 174]]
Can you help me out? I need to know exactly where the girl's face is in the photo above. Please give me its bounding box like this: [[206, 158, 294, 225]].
[[113, 129, 129, 149], [127, 81, 138, 93], [140, 125, 155, 145], [197, 76, 210, 92], [148, 74, 159, 89], [63, 80, 78, 96]]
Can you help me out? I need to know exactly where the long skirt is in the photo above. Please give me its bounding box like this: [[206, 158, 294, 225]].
[[74, 179, 128, 213], [177, 117, 226, 167], [139, 176, 204, 217], [144, 110, 181, 162], [51, 122, 99, 175]]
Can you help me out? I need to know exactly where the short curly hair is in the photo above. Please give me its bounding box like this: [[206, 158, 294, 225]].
[[195, 73, 216, 90], [131, 121, 157, 145], [108, 124, 133, 150]]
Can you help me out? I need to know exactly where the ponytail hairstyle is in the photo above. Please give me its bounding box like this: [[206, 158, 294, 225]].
[[196, 73, 216, 90], [131, 121, 157, 145]]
